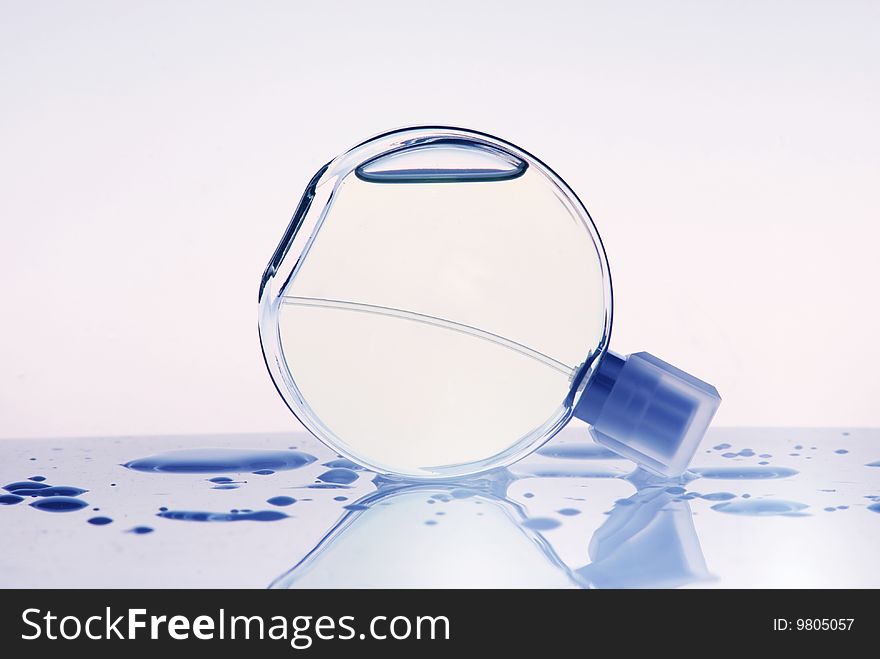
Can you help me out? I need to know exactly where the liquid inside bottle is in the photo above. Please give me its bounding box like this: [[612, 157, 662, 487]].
[[274, 140, 608, 476]]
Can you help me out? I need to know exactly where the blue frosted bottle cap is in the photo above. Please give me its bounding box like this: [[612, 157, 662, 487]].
[[573, 351, 721, 477]]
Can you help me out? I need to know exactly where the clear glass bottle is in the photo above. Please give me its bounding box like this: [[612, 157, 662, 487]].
[[259, 126, 720, 479]]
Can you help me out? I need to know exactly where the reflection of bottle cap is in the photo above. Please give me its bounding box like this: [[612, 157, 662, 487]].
[[578, 485, 711, 588], [574, 351, 721, 477]]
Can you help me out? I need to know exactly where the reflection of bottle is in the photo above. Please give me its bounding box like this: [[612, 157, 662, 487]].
[[270, 475, 583, 589], [577, 471, 712, 589], [271, 465, 710, 589], [260, 126, 721, 479]]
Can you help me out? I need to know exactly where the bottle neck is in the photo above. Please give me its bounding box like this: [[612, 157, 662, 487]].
[[573, 351, 625, 424]]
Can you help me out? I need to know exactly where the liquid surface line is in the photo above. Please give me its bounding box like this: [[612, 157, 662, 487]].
[[281, 295, 575, 376]]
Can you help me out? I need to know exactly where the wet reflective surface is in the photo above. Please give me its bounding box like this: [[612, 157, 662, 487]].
[[0, 427, 878, 587]]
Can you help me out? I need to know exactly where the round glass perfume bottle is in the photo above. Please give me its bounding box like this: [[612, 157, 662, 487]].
[[259, 126, 720, 479]]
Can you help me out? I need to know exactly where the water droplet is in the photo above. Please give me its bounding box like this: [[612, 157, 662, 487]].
[[834, 449, 849, 455], [522, 517, 561, 530], [700, 492, 736, 501], [521, 465, 622, 478], [88, 516, 113, 525], [713, 443, 732, 450], [211, 484, 239, 490], [556, 508, 581, 516], [425, 520, 438, 526], [868, 503, 880, 513], [866, 461, 880, 467], [252, 469, 275, 476], [333, 496, 348, 502], [321, 458, 363, 470], [665, 486, 686, 495], [208, 477, 233, 483], [721, 452, 738, 458], [4, 481, 51, 492], [30, 496, 89, 512], [794, 445, 803, 450], [123, 448, 316, 474], [317, 469, 358, 485], [523, 492, 534, 498], [344, 504, 368, 511], [129, 526, 154, 534], [711, 499, 809, 516], [157, 509, 288, 522], [692, 466, 799, 480], [536, 443, 618, 460], [0, 494, 24, 505], [28, 476, 46, 482], [267, 496, 297, 507]]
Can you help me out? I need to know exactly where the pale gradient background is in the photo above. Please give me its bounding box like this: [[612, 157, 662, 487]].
[[1, 0, 878, 439]]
